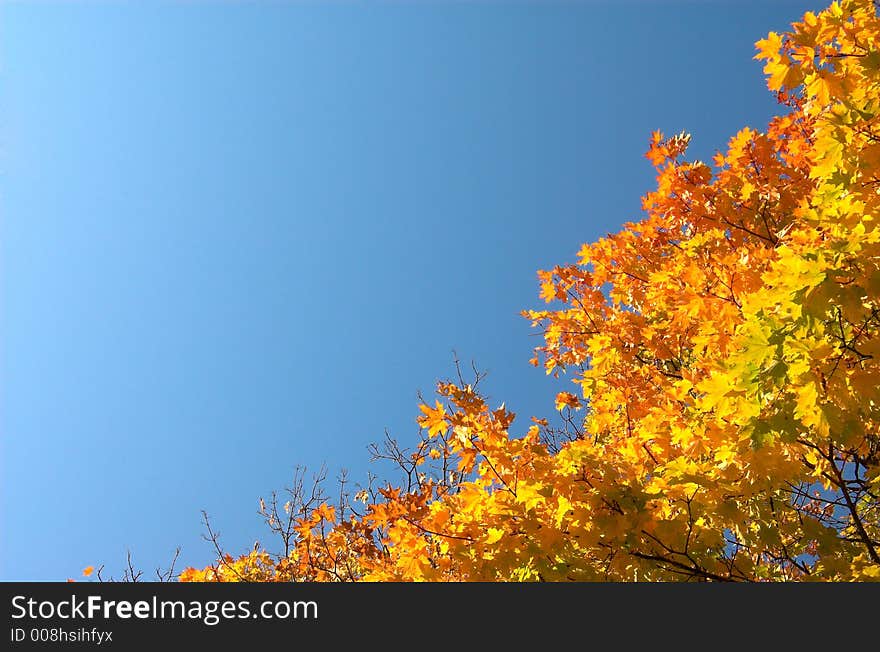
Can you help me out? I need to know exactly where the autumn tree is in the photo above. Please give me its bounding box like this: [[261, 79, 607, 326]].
[[178, 0, 880, 582]]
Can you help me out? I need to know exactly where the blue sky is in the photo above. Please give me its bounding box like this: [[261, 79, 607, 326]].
[[0, 0, 825, 580]]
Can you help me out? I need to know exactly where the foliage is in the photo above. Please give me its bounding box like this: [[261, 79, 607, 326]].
[[178, 0, 880, 582]]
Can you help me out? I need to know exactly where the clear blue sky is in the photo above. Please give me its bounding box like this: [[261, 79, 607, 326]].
[[0, 0, 824, 580]]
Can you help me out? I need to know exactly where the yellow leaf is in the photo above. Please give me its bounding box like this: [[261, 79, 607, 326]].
[[485, 528, 504, 545], [555, 495, 573, 528], [554, 391, 581, 411], [418, 401, 448, 437]]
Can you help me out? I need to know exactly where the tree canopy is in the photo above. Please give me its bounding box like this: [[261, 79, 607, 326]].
[[176, 0, 880, 582]]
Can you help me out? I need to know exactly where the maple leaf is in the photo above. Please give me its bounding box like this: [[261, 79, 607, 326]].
[[418, 401, 448, 437], [554, 391, 581, 411]]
